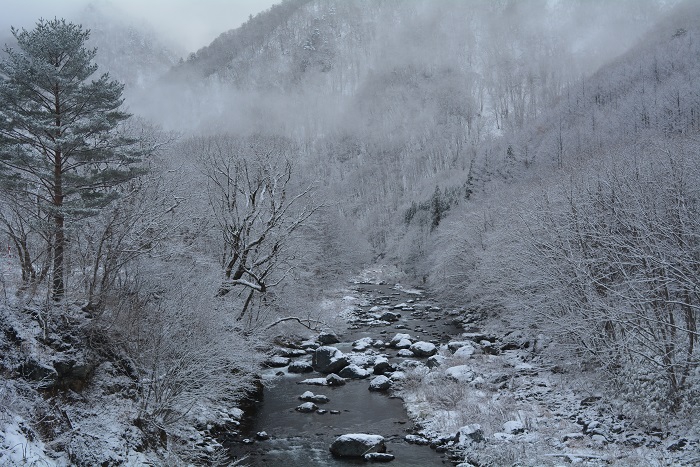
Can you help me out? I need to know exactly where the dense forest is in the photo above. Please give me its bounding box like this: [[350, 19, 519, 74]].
[[1, 0, 699, 465]]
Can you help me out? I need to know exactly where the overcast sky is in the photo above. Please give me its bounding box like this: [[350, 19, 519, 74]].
[[1, 0, 279, 52]]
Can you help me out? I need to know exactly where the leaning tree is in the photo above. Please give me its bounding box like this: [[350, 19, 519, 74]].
[[0, 19, 144, 300]]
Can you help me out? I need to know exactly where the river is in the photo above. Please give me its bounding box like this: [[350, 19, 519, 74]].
[[229, 282, 461, 466]]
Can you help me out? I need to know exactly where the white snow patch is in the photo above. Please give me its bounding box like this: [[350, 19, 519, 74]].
[[0, 415, 65, 466]]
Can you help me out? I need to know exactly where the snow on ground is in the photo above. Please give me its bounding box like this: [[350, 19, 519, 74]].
[[395, 315, 700, 466], [0, 413, 66, 466]]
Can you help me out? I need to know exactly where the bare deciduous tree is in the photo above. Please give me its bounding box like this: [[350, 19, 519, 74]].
[[188, 134, 319, 323]]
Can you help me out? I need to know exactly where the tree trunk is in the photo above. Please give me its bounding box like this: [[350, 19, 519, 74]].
[[53, 147, 65, 300], [52, 84, 65, 301], [53, 213, 65, 300]]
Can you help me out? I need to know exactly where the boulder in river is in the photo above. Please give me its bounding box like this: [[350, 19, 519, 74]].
[[409, 341, 437, 357], [277, 347, 308, 358], [317, 331, 340, 345], [405, 434, 431, 445], [326, 373, 346, 386], [379, 311, 401, 322], [389, 333, 413, 348], [395, 339, 412, 349], [264, 356, 291, 368], [300, 340, 319, 350], [397, 349, 415, 357], [296, 402, 318, 413], [299, 391, 330, 403], [369, 375, 391, 391], [298, 377, 328, 386], [313, 346, 349, 373], [373, 357, 393, 374], [339, 364, 370, 379], [329, 434, 386, 458], [288, 360, 314, 373], [364, 452, 395, 462], [352, 337, 374, 352]]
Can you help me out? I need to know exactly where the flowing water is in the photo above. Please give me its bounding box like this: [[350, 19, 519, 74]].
[[229, 283, 460, 466]]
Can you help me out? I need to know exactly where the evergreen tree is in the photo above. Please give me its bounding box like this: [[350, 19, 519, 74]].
[[0, 19, 144, 300]]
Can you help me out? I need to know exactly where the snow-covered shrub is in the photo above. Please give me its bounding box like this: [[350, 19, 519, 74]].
[[91, 268, 263, 429]]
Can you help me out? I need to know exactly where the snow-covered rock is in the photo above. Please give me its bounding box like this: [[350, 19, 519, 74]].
[[394, 338, 412, 349], [277, 347, 308, 358], [364, 452, 395, 461], [313, 346, 349, 373], [299, 391, 330, 403], [329, 434, 386, 458], [317, 331, 340, 345], [447, 340, 472, 352], [427, 355, 446, 368], [296, 402, 318, 413], [373, 356, 393, 374], [352, 337, 373, 352], [405, 434, 431, 445], [299, 377, 328, 386], [369, 375, 391, 391], [379, 311, 401, 322], [339, 364, 370, 379], [409, 341, 437, 357], [389, 333, 413, 347], [265, 356, 291, 368], [288, 360, 314, 373], [503, 420, 525, 434], [326, 373, 346, 386], [457, 424, 485, 445], [300, 340, 319, 350], [452, 344, 476, 359], [397, 349, 415, 357], [445, 365, 475, 383]]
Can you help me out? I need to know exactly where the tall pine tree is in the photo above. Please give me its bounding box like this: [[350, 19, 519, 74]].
[[0, 19, 144, 300]]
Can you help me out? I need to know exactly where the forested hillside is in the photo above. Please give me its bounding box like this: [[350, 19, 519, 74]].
[[1, 0, 698, 465]]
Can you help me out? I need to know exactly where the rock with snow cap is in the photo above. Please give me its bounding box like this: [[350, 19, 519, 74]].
[[369, 375, 391, 391], [329, 434, 386, 458], [352, 337, 374, 352], [326, 373, 346, 386], [364, 452, 395, 462], [288, 360, 314, 373], [296, 402, 318, 413], [409, 341, 437, 357], [389, 333, 413, 348], [373, 356, 393, 374], [317, 331, 340, 345], [445, 365, 475, 383], [339, 364, 370, 379], [312, 346, 349, 374]]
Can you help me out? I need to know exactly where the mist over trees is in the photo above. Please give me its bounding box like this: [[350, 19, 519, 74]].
[[75, 0, 697, 415], [1, 0, 699, 464]]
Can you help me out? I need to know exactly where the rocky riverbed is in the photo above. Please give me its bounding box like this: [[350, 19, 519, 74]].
[[227, 279, 700, 466], [227, 282, 460, 465]]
